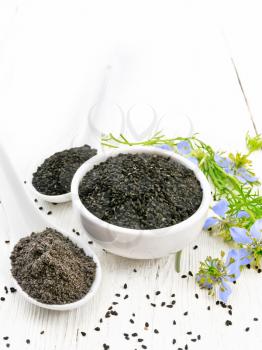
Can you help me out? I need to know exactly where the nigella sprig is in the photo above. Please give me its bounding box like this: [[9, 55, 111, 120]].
[[230, 219, 262, 268], [204, 199, 250, 241], [246, 132, 262, 153], [196, 249, 251, 302]]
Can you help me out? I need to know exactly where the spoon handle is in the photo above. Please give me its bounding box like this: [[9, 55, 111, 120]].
[[0, 143, 47, 240]]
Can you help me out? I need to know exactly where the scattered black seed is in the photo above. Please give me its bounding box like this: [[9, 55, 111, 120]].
[[225, 320, 232, 326], [124, 294, 129, 299], [178, 348, 183, 350], [138, 338, 143, 342], [88, 241, 93, 244], [171, 300, 176, 305], [10, 228, 96, 304], [166, 304, 173, 308], [1, 297, 5, 301], [33, 145, 97, 195], [183, 311, 188, 316], [3, 337, 9, 340], [193, 245, 198, 250], [81, 332, 86, 336], [195, 293, 199, 299], [79, 153, 203, 229], [188, 271, 193, 277], [26, 339, 30, 344], [5, 240, 10, 244], [233, 281, 236, 284], [75, 231, 80, 236], [247, 264, 251, 269], [197, 335, 201, 340], [38, 207, 43, 210], [47, 211, 52, 215], [115, 293, 120, 297], [253, 317, 259, 321], [185, 345, 188, 350], [132, 313, 135, 317], [245, 327, 250, 332], [103, 344, 110, 350], [10, 287, 17, 293], [228, 310, 232, 316], [4, 286, 8, 294], [207, 306, 211, 310], [150, 303, 156, 307], [40, 331, 44, 335], [94, 327, 100, 331], [133, 269, 137, 272], [181, 275, 187, 279], [72, 229, 76, 232], [191, 339, 197, 342], [24, 180, 27, 184], [173, 320, 176, 325], [132, 333, 138, 337], [130, 319, 135, 324], [258, 269, 262, 273], [171, 293, 175, 297], [227, 305, 232, 310], [186, 332, 192, 335], [155, 291, 161, 295], [154, 329, 159, 334], [123, 283, 127, 289], [172, 338, 176, 344], [146, 294, 150, 299], [6, 344, 10, 348], [108, 306, 113, 310], [145, 322, 149, 328], [141, 345, 147, 349], [100, 318, 103, 323], [112, 302, 118, 305], [161, 302, 166, 307], [220, 301, 226, 308], [34, 199, 38, 203]]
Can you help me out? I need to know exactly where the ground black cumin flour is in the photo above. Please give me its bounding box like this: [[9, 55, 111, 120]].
[[10, 228, 96, 304], [32, 145, 97, 195], [79, 153, 203, 229]]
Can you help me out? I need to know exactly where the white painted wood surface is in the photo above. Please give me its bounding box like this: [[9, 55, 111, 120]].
[[0, 1, 261, 349]]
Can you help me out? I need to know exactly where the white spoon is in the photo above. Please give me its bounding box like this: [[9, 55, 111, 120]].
[[0, 143, 101, 311]]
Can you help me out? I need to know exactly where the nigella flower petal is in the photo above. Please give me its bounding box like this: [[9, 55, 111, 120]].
[[212, 199, 229, 218], [236, 210, 250, 219], [203, 217, 219, 230], [157, 144, 173, 151], [238, 248, 252, 265], [214, 154, 232, 169], [188, 156, 199, 165], [177, 141, 191, 155], [237, 167, 258, 183], [219, 281, 232, 303], [250, 219, 262, 240], [230, 227, 252, 244]]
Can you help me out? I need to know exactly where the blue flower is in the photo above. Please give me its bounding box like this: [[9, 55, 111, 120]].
[[215, 154, 258, 183], [156, 144, 173, 151], [176, 141, 198, 165]]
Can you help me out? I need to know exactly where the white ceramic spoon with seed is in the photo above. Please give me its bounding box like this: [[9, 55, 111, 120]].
[[0, 143, 101, 311]]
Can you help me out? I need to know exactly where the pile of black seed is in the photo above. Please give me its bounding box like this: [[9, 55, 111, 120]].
[[32, 145, 97, 195], [10, 228, 96, 304], [79, 153, 203, 229]]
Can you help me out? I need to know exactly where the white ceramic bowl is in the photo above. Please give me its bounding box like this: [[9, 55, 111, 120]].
[[71, 147, 211, 259]]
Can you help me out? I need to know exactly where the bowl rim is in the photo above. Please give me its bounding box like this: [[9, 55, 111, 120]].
[[71, 146, 212, 236]]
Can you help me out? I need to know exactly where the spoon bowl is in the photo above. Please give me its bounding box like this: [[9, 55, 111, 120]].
[[0, 143, 101, 311]]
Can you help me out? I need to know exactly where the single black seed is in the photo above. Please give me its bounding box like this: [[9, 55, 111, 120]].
[[183, 311, 188, 316], [94, 327, 100, 331], [216, 300, 219, 305], [6, 344, 10, 348], [4, 286, 8, 294], [72, 229, 76, 232], [132, 313, 135, 317], [132, 333, 138, 337], [166, 304, 173, 308], [172, 300, 176, 305], [185, 345, 188, 350], [3, 337, 9, 340], [130, 319, 135, 324], [24, 180, 27, 184], [39, 207, 43, 210], [247, 264, 251, 269], [191, 339, 197, 342], [100, 318, 103, 323], [138, 338, 143, 342], [253, 317, 259, 321], [207, 306, 211, 310], [188, 271, 193, 276], [258, 269, 262, 273], [112, 302, 118, 305], [155, 291, 161, 295], [173, 320, 176, 325], [171, 293, 175, 297], [115, 293, 120, 297], [75, 232, 80, 236], [5, 240, 10, 244], [1, 297, 5, 301], [123, 283, 127, 289], [172, 338, 176, 344], [186, 332, 192, 335], [146, 294, 150, 299], [161, 302, 166, 306], [193, 245, 198, 250], [154, 329, 159, 334], [123, 333, 128, 337], [88, 241, 93, 244], [150, 303, 156, 307], [181, 275, 187, 279], [124, 294, 129, 299], [178, 348, 183, 350], [233, 281, 236, 284], [141, 345, 147, 349], [133, 269, 137, 272], [225, 320, 232, 326], [34, 199, 38, 202], [245, 327, 250, 332], [197, 335, 201, 340], [26, 339, 30, 344], [228, 310, 232, 316], [227, 305, 232, 310], [40, 331, 44, 335], [145, 322, 149, 328], [81, 332, 86, 336], [108, 306, 113, 310], [47, 211, 52, 215], [195, 293, 199, 299]]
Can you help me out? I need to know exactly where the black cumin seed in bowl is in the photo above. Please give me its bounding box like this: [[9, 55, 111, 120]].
[[32, 145, 97, 195], [79, 153, 203, 230], [10, 228, 96, 304]]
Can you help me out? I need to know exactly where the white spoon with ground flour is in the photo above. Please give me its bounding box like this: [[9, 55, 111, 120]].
[[0, 143, 101, 311]]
